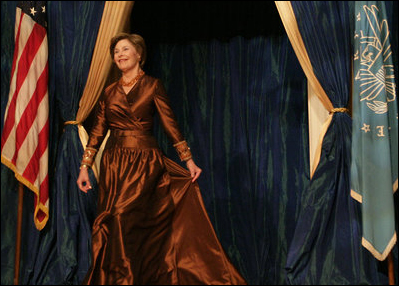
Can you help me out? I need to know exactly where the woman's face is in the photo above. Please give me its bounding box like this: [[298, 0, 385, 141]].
[[113, 39, 141, 72]]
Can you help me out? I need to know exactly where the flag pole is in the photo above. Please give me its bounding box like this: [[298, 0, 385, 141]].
[[387, 251, 395, 285], [13, 182, 24, 285]]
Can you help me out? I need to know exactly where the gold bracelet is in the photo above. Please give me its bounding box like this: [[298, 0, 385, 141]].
[[174, 140, 193, 161], [81, 147, 97, 168], [80, 164, 89, 170]]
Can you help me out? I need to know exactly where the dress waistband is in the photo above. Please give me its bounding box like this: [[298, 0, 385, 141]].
[[110, 129, 152, 137], [107, 129, 158, 149]]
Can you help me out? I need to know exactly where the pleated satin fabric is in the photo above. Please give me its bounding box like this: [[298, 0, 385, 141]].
[[82, 75, 246, 284]]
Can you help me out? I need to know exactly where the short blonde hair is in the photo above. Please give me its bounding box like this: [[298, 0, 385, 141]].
[[110, 33, 147, 67]]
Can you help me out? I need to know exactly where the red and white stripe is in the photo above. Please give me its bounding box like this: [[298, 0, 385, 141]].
[[1, 6, 49, 230]]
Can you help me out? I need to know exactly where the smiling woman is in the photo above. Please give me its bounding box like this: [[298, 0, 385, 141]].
[[77, 32, 246, 285], [111, 35, 144, 93]]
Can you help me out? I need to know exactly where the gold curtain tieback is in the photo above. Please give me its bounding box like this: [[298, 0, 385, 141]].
[[64, 120, 80, 125], [330, 107, 348, 114]]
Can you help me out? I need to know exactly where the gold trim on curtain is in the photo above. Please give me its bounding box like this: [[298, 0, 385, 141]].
[[275, 1, 335, 179], [308, 82, 330, 179], [74, 1, 135, 180]]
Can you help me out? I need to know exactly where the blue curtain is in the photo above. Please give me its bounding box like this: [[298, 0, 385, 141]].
[[286, 2, 381, 284], [1, 2, 104, 284], [145, 35, 308, 285]]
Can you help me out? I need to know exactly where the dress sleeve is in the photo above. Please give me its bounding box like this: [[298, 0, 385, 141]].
[[154, 79, 192, 161], [81, 95, 108, 168]]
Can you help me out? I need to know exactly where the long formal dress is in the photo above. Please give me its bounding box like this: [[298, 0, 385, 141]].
[[82, 74, 246, 285]]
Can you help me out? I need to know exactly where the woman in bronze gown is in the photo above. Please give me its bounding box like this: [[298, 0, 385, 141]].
[[77, 33, 246, 285]]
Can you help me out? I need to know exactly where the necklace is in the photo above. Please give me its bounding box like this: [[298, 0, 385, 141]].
[[120, 70, 145, 86]]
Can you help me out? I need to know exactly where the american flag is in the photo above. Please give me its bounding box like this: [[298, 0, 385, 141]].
[[1, 1, 49, 231]]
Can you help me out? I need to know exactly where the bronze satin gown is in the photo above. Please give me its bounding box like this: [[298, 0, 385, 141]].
[[82, 75, 246, 285]]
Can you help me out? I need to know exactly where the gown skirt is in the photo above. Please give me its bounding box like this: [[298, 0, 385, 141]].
[[83, 131, 246, 285]]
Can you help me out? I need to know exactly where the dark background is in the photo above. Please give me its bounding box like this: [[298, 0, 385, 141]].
[[130, 1, 285, 44]]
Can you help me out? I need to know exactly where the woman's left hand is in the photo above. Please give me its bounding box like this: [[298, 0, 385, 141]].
[[186, 159, 202, 182]]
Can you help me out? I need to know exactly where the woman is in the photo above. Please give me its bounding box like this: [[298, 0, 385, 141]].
[[77, 33, 246, 285]]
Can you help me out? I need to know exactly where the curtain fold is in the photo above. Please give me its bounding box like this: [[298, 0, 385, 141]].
[[284, 2, 381, 284], [275, 1, 334, 178], [274, 2, 333, 112]]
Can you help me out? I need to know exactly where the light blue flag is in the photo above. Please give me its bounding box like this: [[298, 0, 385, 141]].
[[351, 1, 398, 261]]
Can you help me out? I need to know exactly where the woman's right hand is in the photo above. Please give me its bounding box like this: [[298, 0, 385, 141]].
[[77, 167, 92, 193]]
